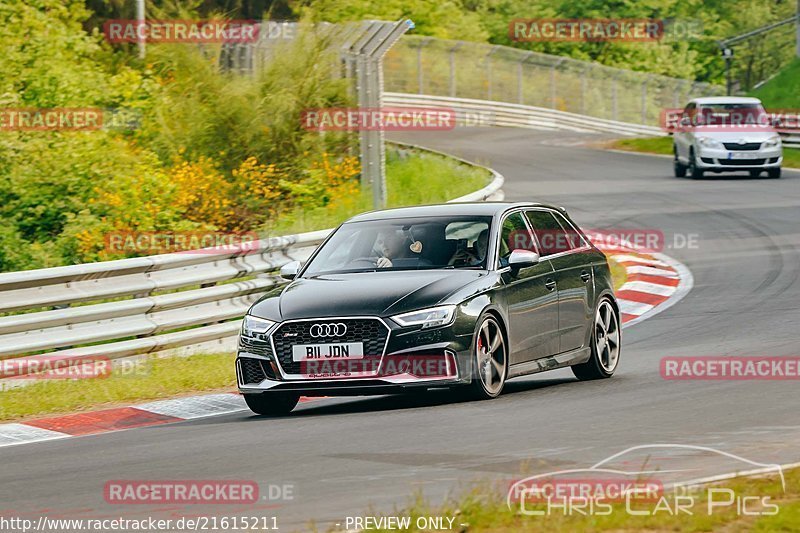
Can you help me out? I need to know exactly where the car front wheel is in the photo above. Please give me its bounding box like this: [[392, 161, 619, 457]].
[[768, 167, 781, 179], [465, 315, 508, 400], [244, 393, 300, 416], [673, 148, 687, 177], [572, 298, 621, 380], [688, 149, 704, 179]]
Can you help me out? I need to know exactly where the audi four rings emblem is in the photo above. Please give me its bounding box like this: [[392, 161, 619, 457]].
[[309, 323, 347, 338]]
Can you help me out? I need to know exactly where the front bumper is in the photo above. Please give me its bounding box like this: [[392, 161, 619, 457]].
[[236, 317, 474, 396], [695, 146, 782, 170]]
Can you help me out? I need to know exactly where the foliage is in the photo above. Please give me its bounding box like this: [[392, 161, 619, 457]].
[[0, 1, 354, 271]]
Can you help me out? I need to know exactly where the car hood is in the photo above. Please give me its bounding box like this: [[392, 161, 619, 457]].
[[249, 270, 488, 320]]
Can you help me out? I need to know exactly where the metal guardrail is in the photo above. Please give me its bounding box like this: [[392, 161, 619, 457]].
[[384, 93, 665, 136], [778, 130, 800, 148], [0, 150, 503, 379]]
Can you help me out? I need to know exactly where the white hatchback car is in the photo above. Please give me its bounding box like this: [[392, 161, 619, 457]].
[[673, 96, 782, 179]]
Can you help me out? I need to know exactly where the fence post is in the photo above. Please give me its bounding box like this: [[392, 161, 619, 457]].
[[612, 74, 618, 121], [641, 78, 648, 125], [449, 43, 461, 97], [581, 67, 587, 116], [416, 37, 430, 95], [486, 47, 499, 101]]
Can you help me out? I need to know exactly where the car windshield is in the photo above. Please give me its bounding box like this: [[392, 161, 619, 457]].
[[694, 103, 767, 126], [302, 216, 493, 276]]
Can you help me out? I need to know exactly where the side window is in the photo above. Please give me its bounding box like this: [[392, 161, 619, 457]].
[[552, 212, 588, 249], [498, 212, 535, 267], [525, 210, 579, 256]]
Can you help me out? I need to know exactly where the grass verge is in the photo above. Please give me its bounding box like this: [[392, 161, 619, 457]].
[[608, 136, 800, 169], [0, 353, 235, 423], [749, 58, 800, 108], [271, 146, 491, 234], [356, 466, 800, 532]]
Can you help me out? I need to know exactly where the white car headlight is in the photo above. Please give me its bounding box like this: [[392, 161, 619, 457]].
[[697, 137, 723, 149], [764, 136, 781, 148], [241, 315, 276, 337], [392, 305, 456, 329]]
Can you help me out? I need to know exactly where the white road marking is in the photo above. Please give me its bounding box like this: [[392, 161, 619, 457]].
[[619, 281, 677, 296], [625, 265, 679, 277], [135, 393, 247, 420], [617, 299, 655, 316], [0, 423, 69, 448]]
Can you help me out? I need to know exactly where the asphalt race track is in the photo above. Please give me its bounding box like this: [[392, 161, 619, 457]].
[[2, 127, 800, 530]]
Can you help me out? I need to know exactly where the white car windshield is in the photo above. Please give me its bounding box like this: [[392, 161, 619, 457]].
[[302, 216, 493, 276]]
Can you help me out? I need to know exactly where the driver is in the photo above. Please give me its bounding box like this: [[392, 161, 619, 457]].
[[375, 229, 408, 268]]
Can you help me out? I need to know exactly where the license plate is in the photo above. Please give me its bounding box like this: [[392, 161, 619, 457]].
[[292, 342, 364, 361], [728, 151, 758, 160]]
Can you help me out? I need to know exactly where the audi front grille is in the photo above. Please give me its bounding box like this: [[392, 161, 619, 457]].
[[270, 318, 390, 376]]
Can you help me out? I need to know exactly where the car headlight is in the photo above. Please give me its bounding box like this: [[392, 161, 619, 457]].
[[764, 136, 781, 148], [392, 305, 456, 329], [241, 315, 276, 337], [697, 137, 723, 149]]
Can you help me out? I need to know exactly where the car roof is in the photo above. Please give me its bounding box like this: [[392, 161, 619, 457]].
[[689, 96, 763, 105], [344, 202, 563, 223]]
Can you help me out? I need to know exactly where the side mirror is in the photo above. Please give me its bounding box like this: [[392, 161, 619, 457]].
[[279, 260, 301, 280], [508, 249, 540, 270]]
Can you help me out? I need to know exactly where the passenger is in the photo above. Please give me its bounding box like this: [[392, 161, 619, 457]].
[[449, 229, 489, 266]]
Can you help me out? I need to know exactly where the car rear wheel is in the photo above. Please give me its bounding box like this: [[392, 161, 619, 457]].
[[688, 150, 704, 179], [572, 298, 621, 380], [673, 149, 687, 177], [465, 315, 507, 400], [244, 393, 300, 416], [768, 168, 781, 179]]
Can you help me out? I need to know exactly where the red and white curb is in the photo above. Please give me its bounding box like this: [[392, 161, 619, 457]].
[[0, 240, 692, 449], [590, 234, 693, 328], [0, 393, 323, 449]]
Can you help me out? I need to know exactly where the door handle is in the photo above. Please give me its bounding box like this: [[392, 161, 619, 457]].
[[580, 270, 591, 283], [545, 278, 557, 291]]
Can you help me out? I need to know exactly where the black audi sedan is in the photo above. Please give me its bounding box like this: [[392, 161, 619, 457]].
[[236, 202, 620, 415]]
